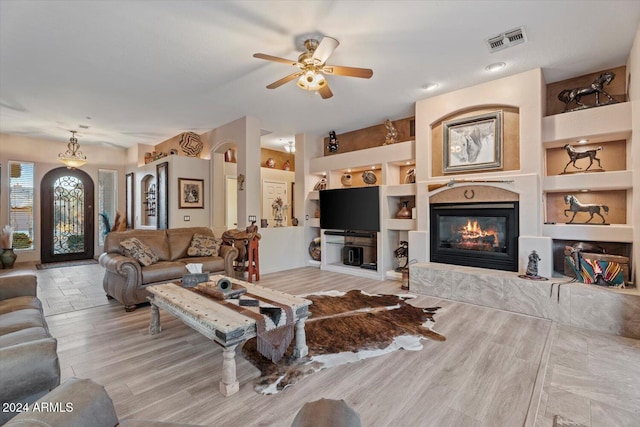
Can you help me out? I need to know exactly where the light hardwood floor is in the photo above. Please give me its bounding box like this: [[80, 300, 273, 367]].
[[3, 264, 640, 426]]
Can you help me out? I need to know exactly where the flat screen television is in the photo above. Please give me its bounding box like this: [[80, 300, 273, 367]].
[[320, 186, 380, 232]]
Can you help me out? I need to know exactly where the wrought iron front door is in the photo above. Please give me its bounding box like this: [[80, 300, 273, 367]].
[[41, 167, 94, 263]]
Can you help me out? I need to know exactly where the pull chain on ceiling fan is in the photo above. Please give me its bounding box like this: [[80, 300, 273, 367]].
[[253, 36, 373, 99]]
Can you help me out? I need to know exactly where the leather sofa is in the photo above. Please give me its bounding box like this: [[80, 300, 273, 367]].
[[0, 273, 60, 425], [99, 227, 238, 311]]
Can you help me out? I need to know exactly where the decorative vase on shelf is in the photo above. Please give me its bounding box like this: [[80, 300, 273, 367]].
[[0, 248, 17, 269], [396, 201, 412, 219]]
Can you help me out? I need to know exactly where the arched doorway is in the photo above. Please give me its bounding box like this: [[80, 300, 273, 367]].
[[40, 167, 94, 263]]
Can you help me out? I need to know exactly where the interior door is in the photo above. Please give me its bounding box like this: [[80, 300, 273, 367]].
[[41, 167, 94, 263], [262, 180, 288, 225], [225, 176, 237, 229]]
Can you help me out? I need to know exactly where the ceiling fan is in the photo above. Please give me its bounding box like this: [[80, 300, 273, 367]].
[[253, 37, 373, 99]]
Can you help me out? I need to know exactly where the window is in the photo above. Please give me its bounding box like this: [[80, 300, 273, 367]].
[[8, 161, 35, 250], [98, 169, 117, 246]]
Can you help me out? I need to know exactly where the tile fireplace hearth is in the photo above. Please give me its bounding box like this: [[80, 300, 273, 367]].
[[410, 262, 640, 339]]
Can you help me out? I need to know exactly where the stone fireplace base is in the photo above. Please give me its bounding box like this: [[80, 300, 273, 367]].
[[410, 262, 640, 339]]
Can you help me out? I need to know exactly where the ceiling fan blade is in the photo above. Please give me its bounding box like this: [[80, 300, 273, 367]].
[[253, 53, 298, 66], [318, 83, 333, 99], [312, 37, 339, 64], [322, 65, 373, 79], [266, 72, 302, 89]]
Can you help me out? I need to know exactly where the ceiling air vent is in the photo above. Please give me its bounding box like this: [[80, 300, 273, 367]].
[[487, 27, 527, 53]]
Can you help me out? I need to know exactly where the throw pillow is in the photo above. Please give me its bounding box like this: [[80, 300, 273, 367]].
[[187, 233, 222, 257], [120, 237, 159, 266]]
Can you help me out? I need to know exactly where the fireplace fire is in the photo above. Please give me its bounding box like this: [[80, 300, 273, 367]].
[[453, 219, 499, 251], [430, 202, 519, 272]]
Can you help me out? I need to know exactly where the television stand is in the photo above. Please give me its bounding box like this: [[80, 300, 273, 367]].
[[321, 230, 381, 279], [324, 230, 376, 238], [360, 262, 377, 270]]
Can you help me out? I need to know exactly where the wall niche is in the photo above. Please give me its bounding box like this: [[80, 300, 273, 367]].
[[546, 140, 626, 176], [431, 106, 520, 177], [545, 65, 627, 117], [546, 190, 627, 225]]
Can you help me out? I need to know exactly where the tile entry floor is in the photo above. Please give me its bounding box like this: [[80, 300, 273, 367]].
[[4, 261, 117, 315]]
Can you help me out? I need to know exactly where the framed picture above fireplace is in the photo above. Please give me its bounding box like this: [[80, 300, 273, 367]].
[[443, 111, 503, 173]]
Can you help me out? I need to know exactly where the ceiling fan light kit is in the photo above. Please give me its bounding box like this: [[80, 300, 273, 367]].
[[254, 36, 373, 99], [296, 70, 326, 91]]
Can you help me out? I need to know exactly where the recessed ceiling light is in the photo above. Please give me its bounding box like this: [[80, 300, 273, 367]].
[[405, 161, 411, 165], [347, 169, 352, 173], [485, 62, 506, 72], [371, 166, 376, 170], [577, 139, 588, 144], [580, 189, 589, 192], [422, 83, 439, 91]]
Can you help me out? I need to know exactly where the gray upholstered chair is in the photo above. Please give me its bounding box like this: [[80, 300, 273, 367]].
[[0, 273, 60, 424], [6, 377, 207, 426], [291, 398, 362, 427]]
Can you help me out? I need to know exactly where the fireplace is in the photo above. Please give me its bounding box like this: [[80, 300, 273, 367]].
[[430, 202, 519, 272]]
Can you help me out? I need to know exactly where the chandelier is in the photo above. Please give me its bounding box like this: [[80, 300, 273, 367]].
[[59, 131, 87, 169]]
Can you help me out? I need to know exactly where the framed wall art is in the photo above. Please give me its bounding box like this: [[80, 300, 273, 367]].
[[443, 111, 503, 173], [178, 178, 204, 209]]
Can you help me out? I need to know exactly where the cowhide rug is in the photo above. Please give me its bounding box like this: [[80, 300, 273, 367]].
[[241, 289, 445, 394]]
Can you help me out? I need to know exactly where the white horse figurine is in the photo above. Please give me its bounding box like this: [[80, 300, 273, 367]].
[[563, 195, 608, 224]]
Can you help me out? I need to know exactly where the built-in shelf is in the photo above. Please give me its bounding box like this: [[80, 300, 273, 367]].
[[310, 140, 415, 174], [323, 262, 381, 279], [386, 183, 417, 197], [543, 224, 634, 243], [386, 218, 417, 230], [385, 270, 401, 281], [542, 102, 632, 146], [543, 170, 633, 192]]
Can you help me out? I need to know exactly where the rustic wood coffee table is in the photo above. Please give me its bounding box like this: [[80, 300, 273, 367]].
[[146, 275, 311, 396]]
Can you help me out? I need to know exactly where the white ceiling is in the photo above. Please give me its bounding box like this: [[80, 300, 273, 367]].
[[1, 1, 639, 152]]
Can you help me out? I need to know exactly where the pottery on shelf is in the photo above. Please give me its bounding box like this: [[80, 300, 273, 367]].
[[266, 158, 276, 168], [0, 248, 17, 269], [362, 170, 377, 185], [396, 201, 412, 219]]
